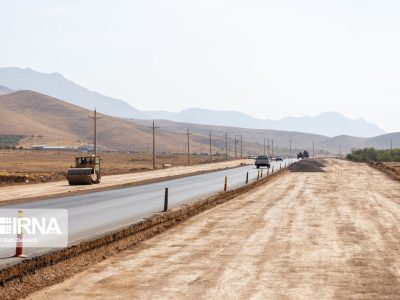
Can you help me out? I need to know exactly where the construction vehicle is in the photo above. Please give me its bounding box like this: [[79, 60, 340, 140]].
[[66, 155, 101, 185]]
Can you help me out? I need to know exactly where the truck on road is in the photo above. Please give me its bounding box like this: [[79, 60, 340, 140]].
[[255, 155, 271, 169]]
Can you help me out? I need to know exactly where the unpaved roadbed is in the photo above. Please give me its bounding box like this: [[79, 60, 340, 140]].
[[0, 159, 251, 204], [28, 159, 400, 299]]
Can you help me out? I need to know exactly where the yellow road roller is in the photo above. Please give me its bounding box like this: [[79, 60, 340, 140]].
[[67, 155, 101, 185]]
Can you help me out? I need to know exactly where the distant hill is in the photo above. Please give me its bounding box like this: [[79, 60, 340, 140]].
[[0, 91, 186, 152], [0, 90, 397, 155], [0, 67, 147, 119], [134, 119, 400, 155], [0, 67, 386, 137], [0, 85, 13, 95], [146, 109, 385, 138]]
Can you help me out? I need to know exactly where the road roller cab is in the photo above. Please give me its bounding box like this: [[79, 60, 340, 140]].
[[67, 155, 101, 185]]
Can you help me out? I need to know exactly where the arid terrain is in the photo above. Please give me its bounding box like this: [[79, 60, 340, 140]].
[[0, 150, 231, 185], [27, 158, 400, 299]]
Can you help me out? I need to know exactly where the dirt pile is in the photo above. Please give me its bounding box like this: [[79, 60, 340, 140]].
[[288, 159, 326, 172], [0, 172, 64, 185]]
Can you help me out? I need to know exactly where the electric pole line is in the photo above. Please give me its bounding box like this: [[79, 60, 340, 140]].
[[209, 131, 212, 160], [148, 121, 160, 169], [312, 140, 315, 158], [240, 135, 242, 158], [290, 140, 292, 158], [234, 136, 238, 158], [185, 129, 192, 165], [268, 138, 270, 157], [225, 132, 228, 160], [271, 139, 274, 158], [391, 139, 393, 161], [88, 108, 102, 156], [263, 138, 266, 156], [235, 135, 242, 159]]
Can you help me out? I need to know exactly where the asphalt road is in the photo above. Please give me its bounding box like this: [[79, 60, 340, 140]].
[[0, 159, 293, 267]]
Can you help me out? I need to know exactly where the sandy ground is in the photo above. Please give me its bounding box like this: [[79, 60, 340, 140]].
[[28, 159, 400, 299], [0, 159, 250, 204]]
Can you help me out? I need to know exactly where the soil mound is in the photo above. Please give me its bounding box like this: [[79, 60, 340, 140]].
[[288, 159, 326, 172]]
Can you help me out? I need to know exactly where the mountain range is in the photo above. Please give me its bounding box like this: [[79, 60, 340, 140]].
[[0, 67, 144, 119], [0, 67, 387, 138], [145, 109, 385, 137], [0, 90, 398, 154]]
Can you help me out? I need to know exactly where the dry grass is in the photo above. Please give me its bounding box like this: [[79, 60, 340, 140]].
[[371, 162, 400, 180], [0, 150, 229, 184]]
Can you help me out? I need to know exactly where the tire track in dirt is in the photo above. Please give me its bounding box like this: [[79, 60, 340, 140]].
[[27, 159, 400, 299]]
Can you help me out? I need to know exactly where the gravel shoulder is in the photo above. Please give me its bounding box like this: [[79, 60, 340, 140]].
[[28, 159, 400, 299], [0, 159, 251, 204]]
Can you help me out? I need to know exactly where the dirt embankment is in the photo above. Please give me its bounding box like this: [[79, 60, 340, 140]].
[[27, 158, 400, 300], [370, 161, 400, 181], [0, 150, 232, 185], [288, 158, 326, 172]]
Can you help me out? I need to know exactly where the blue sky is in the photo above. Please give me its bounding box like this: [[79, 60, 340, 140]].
[[1, 0, 400, 131]]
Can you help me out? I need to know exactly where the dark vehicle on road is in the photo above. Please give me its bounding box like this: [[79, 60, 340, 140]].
[[303, 150, 309, 158], [255, 155, 271, 169], [276, 155, 283, 161], [297, 152, 303, 159]]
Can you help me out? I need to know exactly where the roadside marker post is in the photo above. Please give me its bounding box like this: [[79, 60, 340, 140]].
[[272, 166, 274, 173], [163, 188, 168, 211], [267, 168, 269, 176], [15, 210, 27, 258], [261, 169, 263, 178], [280, 164, 282, 171], [257, 170, 260, 180], [246, 172, 249, 184], [224, 176, 228, 191]]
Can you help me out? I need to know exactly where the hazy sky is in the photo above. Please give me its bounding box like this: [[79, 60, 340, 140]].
[[1, 1, 400, 132]]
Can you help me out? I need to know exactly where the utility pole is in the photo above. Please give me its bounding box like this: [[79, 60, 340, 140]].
[[339, 144, 341, 157], [263, 138, 266, 156], [235, 135, 242, 158], [290, 140, 292, 158], [240, 135, 242, 158], [225, 132, 228, 160], [148, 121, 159, 169], [271, 139, 274, 158], [268, 138, 270, 156], [186, 129, 191, 166], [312, 140, 315, 158], [391, 139, 393, 161], [209, 131, 212, 160], [88, 108, 102, 156], [234, 136, 238, 158]]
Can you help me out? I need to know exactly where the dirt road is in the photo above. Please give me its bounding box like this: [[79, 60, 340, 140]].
[[28, 159, 400, 299], [0, 159, 250, 204]]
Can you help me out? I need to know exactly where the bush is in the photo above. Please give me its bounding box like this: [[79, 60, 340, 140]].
[[347, 148, 400, 162]]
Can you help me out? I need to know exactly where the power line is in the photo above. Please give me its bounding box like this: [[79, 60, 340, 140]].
[[148, 121, 159, 169], [88, 108, 102, 156], [186, 129, 192, 166]]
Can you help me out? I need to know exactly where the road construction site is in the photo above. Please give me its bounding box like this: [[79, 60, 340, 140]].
[[0, 158, 251, 204], [23, 158, 400, 299]]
